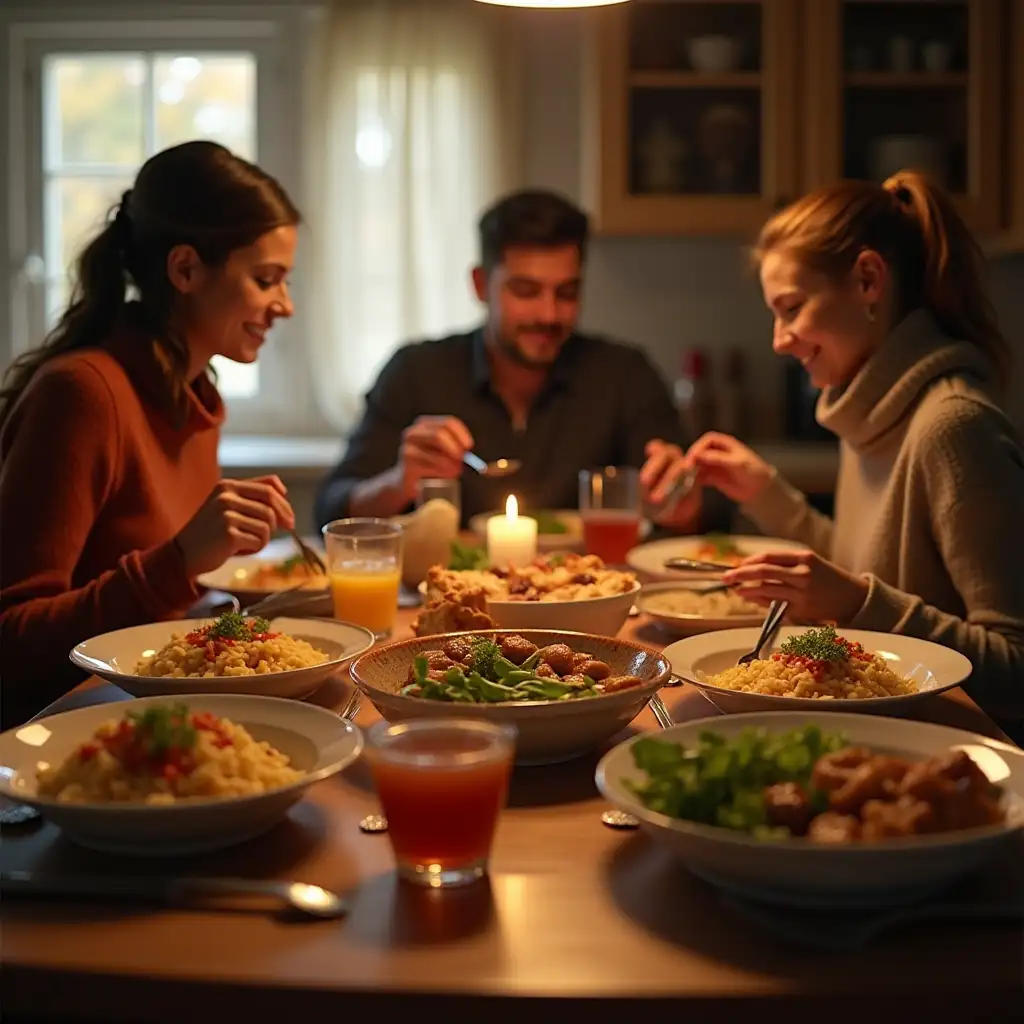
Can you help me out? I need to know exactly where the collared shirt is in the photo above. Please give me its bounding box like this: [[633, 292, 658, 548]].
[[314, 328, 730, 529]]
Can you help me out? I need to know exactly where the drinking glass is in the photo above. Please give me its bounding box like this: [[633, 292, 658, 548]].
[[416, 477, 461, 522], [366, 718, 516, 888], [322, 518, 403, 639], [578, 466, 642, 564]]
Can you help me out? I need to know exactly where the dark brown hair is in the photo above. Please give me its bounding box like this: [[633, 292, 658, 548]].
[[752, 170, 1011, 381], [478, 189, 589, 272], [0, 140, 301, 429]]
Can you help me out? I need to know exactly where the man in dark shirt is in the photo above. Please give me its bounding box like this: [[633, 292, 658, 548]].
[[315, 189, 719, 531]]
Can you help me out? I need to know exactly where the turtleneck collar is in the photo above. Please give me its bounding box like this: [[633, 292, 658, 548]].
[[816, 308, 994, 453]]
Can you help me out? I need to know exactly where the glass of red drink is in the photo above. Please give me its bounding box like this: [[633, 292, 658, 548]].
[[579, 466, 642, 565], [365, 718, 516, 888]]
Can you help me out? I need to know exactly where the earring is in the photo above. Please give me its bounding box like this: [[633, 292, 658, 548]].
[[865, 304, 876, 323]]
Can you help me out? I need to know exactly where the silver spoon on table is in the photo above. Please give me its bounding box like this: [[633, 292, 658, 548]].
[[1, 870, 347, 920]]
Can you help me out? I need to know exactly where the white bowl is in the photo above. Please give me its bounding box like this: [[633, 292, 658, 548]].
[[0, 694, 363, 855], [597, 711, 1024, 908], [350, 629, 671, 765], [70, 617, 375, 700], [687, 34, 743, 73], [467, 509, 652, 553], [663, 626, 972, 715], [638, 580, 766, 635], [626, 534, 808, 581], [420, 579, 641, 638]]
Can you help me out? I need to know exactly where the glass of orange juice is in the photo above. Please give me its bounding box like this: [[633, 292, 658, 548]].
[[366, 718, 516, 888], [322, 518, 403, 639]]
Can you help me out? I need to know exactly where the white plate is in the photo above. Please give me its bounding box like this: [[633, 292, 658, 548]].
[[467, 509, 652, 552], [197, 553, 329, 604], [663, 626, 972, 715], [596, 710, 1024, 907], [637, 580, 766, 635], [626, 534, 809, 580], [69, 617, 375, 701], [0, 694, 363, 855]]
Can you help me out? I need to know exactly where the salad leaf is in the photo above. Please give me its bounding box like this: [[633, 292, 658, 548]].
[[448, 540, 489, 571], [623, 725, 847, 836]]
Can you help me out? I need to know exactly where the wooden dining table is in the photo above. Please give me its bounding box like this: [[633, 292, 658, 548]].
[[3, 606, 1022, 1024]]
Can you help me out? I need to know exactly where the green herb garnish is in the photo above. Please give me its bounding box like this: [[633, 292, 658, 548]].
[[779, 625, 849, 662], [624, 725, 846, 837], [448, 539, 489, 571], [704, 532, 742, 557], [126, 702, 197, 755], [275, 554, 305, 574], [532, 510, 569, 535], [206, 611, 272, 642]]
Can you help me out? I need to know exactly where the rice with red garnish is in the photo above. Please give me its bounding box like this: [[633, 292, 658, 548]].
[[35, 704, 304, 804], [704, 626, 917, 700], [134, 612, 327, 678]]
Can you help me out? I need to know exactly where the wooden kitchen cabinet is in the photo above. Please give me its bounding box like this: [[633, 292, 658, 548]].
[[581, 0, 801, 234], [583, 0, 1015, 238]]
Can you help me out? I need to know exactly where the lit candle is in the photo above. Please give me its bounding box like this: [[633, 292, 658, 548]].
[[486, 495, 538, 568]]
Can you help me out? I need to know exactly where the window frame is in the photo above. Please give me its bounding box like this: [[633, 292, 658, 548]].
[[7, 14, 319, 436]]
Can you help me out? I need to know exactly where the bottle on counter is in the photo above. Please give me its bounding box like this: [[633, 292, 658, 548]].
[[673, 347, 715, 441], [718, 347, 747, 439]]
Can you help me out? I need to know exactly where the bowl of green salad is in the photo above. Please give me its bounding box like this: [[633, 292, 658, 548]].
[[596, 711, 1024, 908]]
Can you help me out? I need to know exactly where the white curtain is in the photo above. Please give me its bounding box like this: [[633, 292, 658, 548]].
[[303, 0, 523, 430]]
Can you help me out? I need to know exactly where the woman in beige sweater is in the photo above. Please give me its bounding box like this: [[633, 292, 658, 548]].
[[686, 171, 1024, 731]]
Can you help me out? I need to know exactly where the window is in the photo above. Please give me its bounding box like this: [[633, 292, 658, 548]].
[[9, 18, 313, 432], [42, 51, 258, 398]]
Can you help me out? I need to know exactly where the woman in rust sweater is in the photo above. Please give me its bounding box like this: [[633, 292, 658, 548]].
[[0, 141, 302, 726]]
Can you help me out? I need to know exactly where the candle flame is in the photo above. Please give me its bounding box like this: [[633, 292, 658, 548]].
[[505, 494, 518, 520]]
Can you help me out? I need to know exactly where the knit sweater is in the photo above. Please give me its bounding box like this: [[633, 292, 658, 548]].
[[742, 308, 1024, 723], [0, 328, 224, 725]]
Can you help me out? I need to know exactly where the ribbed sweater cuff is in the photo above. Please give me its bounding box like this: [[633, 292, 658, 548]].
[[120, 540, 199, 616]]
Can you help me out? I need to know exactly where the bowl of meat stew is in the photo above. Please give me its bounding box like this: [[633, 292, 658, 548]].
[[350, 629, 671, 765]]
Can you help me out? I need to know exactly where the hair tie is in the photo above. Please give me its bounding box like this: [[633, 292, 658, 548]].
[[889, 182, 913, 208]]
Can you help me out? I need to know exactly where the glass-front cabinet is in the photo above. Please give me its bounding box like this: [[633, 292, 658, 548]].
[[584, 0, 1018, 239], [583, 0, 801, 234], [803, 0, 1005, 232]]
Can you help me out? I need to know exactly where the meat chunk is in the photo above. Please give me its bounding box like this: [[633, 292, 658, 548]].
[[406, 650, 453, 683], [810, 746, 874, 793], [575, 659, 611, 681], [571, 652, 594, 671], [807, 811, 862, 844], [763, 782, 814, 836], [601, 674, 644, 693], [534, 663, 558, 678], [828, 756, 911, 815], [500, 634, 538, 665], [442, 636, 474, 664], [537, 644, 575, 677], [860, 794, 937, 839]]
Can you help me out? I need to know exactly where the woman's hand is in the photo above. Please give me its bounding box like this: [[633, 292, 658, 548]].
[[639, 439, 702, 530], [685, 432, 774, 503], [722, 550, 870, 625], [175, 475, 296, 577]]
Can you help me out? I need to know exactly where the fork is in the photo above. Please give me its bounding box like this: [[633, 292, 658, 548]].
[[289, 530, 328, 575], [737, 599, 789, 665]]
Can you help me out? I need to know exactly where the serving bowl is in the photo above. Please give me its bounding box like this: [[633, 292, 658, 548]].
[[350, 628, 671, 765], [596, 711, 1024, 908], [663, 626, 971, 715], [420, 578, 641, 638], [70, 616, 375, 701], [0, 694, 363, 855]]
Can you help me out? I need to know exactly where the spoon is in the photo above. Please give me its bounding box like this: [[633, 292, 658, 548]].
[[463, 452, 522, 478], [0, 870, 348, 920]]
